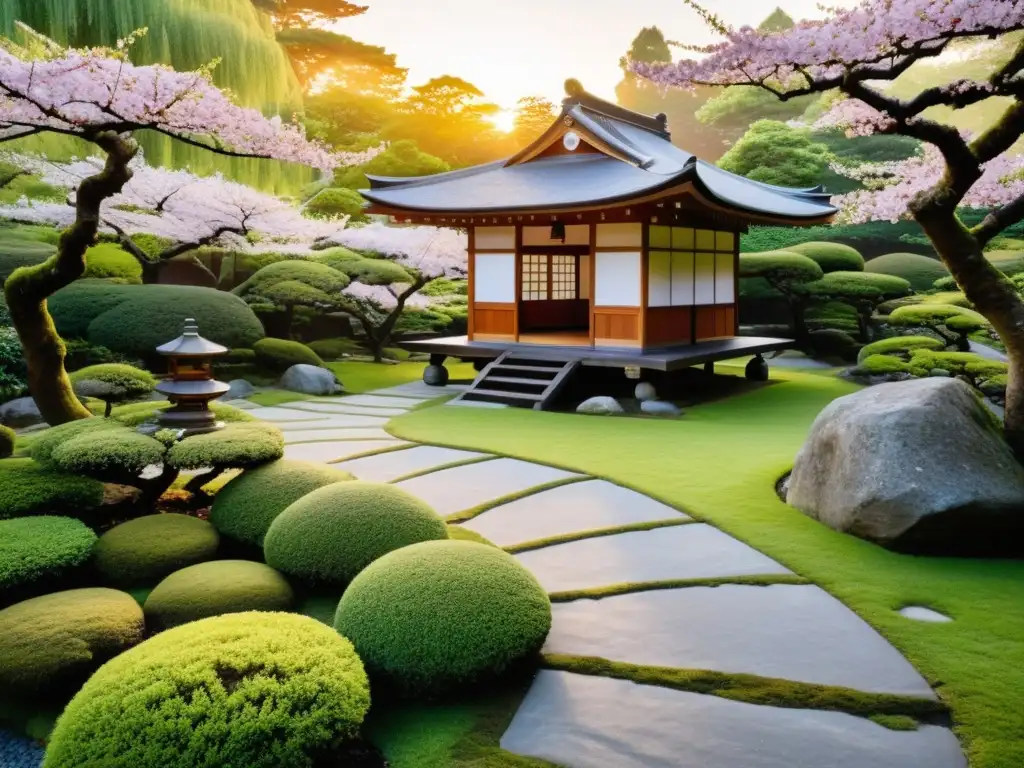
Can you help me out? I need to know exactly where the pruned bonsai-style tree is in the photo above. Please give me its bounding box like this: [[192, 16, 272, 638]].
[[738, 251, 824, 344], [634, 0, 1024, 453], [803, 272, 913, 342], [0, 26, 366, 425]]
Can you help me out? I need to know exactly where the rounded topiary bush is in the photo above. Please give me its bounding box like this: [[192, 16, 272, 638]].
[[308, 337, 362, 361], [111, 399, 255, 428], [69, 363, 156, 415], [0, 588, 144, 692], [144, 560, 295, 630], [0, 457, 105, 520], [93, 514, 220, 588], [43, 612, 370, 768], [164, 422, 284, 471], [253, 338, 325, 371], [865, 252, 950, 291], [334, 540, 552, 696], [857, 336, 946, 364], [0, 424, 13, 458], [264, 482, 449, 584], [0, 517, 97, 602], [889, 303, 989, 331], [786, 241, 865, 273], [209, 459, 350, 547], [232, 259, 351, 298]]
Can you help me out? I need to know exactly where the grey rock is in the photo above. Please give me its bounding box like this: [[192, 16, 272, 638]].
[[634, 381, 657, 401], [279, 364, 342, 396], [226, 379, 256, 400], [501, 671, 966, 768], [788, 378, 1024, 553], [839, 369, 916, 387], [0, 396, 42, 428], [929, 368, 952, 377], [423, 364, 449, 386], [576, 396, 623, 415], [899, 605, 953, 623], [641, 400, 681, 417]]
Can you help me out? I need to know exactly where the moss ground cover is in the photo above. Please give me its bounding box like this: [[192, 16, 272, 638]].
[[0, 517, 96, 602], [92, 514, 220, 588], [0, 458, 105, 520], [326, 360, 477, 393], [389, 367, 1024, 768]]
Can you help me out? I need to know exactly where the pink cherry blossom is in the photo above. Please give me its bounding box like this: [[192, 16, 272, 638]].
[[326, 222, 467, 278]]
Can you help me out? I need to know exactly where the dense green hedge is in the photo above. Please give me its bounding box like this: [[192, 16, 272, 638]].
[[233, 259, 350, 297], [83, 244, 142, 284], [0, 236, 54, 285], [741, 219, 928, 259], [804, 270, 911, 300], [864, 252, 949, 291], [43, 612, 370, 768], [0, 517, 97, 599], [253, 338, 324, 371], [785, 242, 865, 273], [335, 540, 551, 696], [210, 459, 350, 547], [264, 482, 448, 584], [143, 560, 294, 630], [0, 424, 13, 459], [165, 423, 285, 471], [0, 588, 144, 692], [0, 458, 105, 520], [93, 514, 220, 588], [48, 280, 135, 339], [857, 336, 945, 363], [304, 187, 367, 220]]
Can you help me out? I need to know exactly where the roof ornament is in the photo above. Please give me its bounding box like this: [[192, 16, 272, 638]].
[[564, 78, 585, 97]]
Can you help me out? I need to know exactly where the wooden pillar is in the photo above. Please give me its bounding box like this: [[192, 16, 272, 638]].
[[467, 226, 476, 340], [514, 224, 523, 342]]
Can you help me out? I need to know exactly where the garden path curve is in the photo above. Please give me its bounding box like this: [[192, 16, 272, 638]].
[[242, 384, 968, 768]]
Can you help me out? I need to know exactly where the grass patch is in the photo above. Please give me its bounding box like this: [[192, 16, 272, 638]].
[[389, 365, 1024, 767], [445, 476, 592, 524], [543, 654, 947, 724], [246, 389, 312, 407], [327, 360, 477, 394], [504, 518, 695, 554], [447, 524, 497, 547], [548, 574, 811, 603], [871, 714, 921, 731], [387, 455, 496, 484]]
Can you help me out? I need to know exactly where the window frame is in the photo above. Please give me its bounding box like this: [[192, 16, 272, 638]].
[[519, 253, 580, 302]]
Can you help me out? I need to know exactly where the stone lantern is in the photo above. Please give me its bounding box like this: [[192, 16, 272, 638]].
[[155, 319, 230, 435]]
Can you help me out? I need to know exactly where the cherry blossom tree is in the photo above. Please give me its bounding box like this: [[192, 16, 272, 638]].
[[634, 0, 1024, 455], [0, 26, 369, 424]]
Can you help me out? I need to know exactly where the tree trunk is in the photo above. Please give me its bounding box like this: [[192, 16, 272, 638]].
[[141, 260, 163, 284], [789, 296, 810, 348], [4, 133, 139, 425]]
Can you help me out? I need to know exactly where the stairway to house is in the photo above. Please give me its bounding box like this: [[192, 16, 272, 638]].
[[452, 353, 580, 410]]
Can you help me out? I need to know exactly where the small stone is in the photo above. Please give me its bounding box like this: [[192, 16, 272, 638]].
[[423, 364, 449, 386], [929, 369, 951, 378], [279, 365, 342, 396], [226, 379, 256, 400], [634, 382, 657, 401], [576, 396, 624, 415], [899, 606, 953, 623], [641, 400, 681, 417], [0, 396, 42, 428]]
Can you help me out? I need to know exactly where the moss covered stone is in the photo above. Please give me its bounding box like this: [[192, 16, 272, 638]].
[[264, 482, 449, 585], [93, 514, 220, 588], [43, 612, 370, 768], [0, 588, 144, 692], [0, 424, 13, 458], [857, 336, 946, 364], [209, 459, 350, 547], [143, 560, 295, 630], [0, 458, 105, 520], [786, 242, 865, 273], [334, 540, 551, 696], [864, 253, 949, 291], [0, 516, 97, 599], [253, 338, 325, 371]]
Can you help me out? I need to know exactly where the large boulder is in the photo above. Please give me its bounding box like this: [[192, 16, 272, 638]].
[[788, 378, 1024, 555], [225, 379, 256, 400], [0, 397, 42, 428], [279, 365, 342, 396]]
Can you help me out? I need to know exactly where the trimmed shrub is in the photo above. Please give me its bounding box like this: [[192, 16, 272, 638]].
[[315, 246, 366, 274], [738, 251, 823, 284], [805, 270, 912, 301], [853, 354, 926, 377], [223, 348, 256, 364], [0, 588, 144, 692], [165, 422, 284, 470], [110, 399, 255, 428], [308, 337, 363, 360], [865, 252, 949, 291], [805, 301, 859, 334], [341, 257, 412, 285], [857, 336, 946, 364], [889, 303, 989, 330], [786, 242, 865, 273], [83, 244, 142, 284], [0, 239, 54, 285], [908, 350, 1009, 380], [0, 424, 13, 458], [48, 426, 165, 478], [69, 364, 156, 415], [48, 280, 133, 339], [30, 419, 123, 466], [209, 459, 351, 547], [335, 540, 551, 696], [265, 482, 448, 584], [254, 337, 325, 371], [233, 259, 350, 298], [143, 560, 294, 630], [43, 613, 370, 768], [0, 458, 105, 520], [93, 514, 220, 588], [304, 187, 367, 220], [0, 517, 97, 599]]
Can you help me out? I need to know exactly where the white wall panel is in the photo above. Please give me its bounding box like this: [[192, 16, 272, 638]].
[[475, 226, 515, 250], [715, 252, 735, 304], [474, 253, 515, 303], [522, 224, 589, 246], [694, 252, 716, 304], [596, 223, 642, 248], [670, 252, 694, 306], [648, 251, 671, 307], [649, 225, 671, 249], [595, 252, 641, 306]]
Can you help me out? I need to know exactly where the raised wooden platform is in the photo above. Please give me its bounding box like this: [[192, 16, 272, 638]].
[[403, 336, 794, 373]]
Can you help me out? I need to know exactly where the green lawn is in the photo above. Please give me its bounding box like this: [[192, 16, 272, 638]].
[[388, 366, 1024, 768], [327, 360, 477, 394]]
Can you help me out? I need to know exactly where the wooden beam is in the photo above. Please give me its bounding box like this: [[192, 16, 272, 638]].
[[467, 226, 476, 341]]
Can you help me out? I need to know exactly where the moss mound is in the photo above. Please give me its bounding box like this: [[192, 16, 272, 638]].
[[0, 588, 144, 692], [0, 458, 105, 520], [254, 338, 325, 371], [209, 459, 350, 547], [0, 517, 97, 600], [308, 337, 363, 361], [83, 244, 142, 284], [43, 613, 370, 768], [334, 540, 551, 696], [786, 242, 865, 273], [264, 482, 449, 584], [144, 560, 295, 630], [165, 422, 284, 470], [0, 424, 13, 459], [857, 336, 945, 364], [93, 514, 220, 588], [110, 399, 255, 427], [69, 363, 156, 405], [865, 252, 949, 291]]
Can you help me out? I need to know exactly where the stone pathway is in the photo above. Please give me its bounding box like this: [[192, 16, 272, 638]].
[[238, 382, 965, 768]]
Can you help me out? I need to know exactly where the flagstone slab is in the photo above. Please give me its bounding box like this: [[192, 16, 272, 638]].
[[274, 414, 389, 430], [282, 427, 396, 443], [333, 446, 493, 483], [514, 524, 790, 593], [501, 671, 965, 768], [545, 585, 935, 697], [245, 406, 325, 422], [283, 440, 410, 463], [372, 382, 468, 399], [463, 479, 689, 547], [282, 401, 410, 417], [333, 394, 427, 408], [393, 459, 583, 516]]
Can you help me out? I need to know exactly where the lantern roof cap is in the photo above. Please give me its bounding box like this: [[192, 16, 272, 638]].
[[156, 319, 228, 357]]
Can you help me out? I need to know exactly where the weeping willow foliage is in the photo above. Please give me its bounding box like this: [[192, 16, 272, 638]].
[[0, 0, 313, 193]]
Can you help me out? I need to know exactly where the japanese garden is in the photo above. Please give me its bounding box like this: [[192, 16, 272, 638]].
[[1, 1, 1023, 767]]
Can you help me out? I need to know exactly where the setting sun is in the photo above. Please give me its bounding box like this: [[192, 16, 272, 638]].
[[488, 109, 517, 133]]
